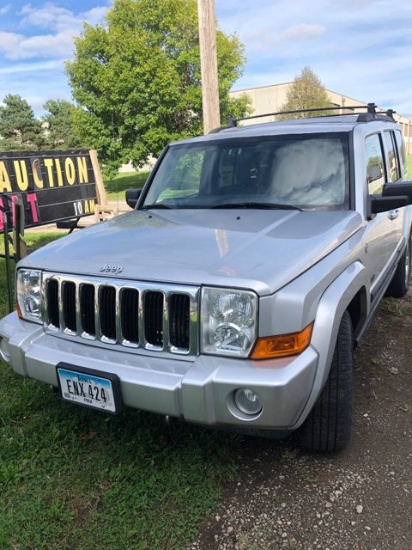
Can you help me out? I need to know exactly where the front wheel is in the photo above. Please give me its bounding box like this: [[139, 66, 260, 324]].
[[297, 311, 354, 453], [386, 234, 411, 298]]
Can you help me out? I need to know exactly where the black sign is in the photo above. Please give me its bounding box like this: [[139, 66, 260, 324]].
[[0, 150, 98, 232]]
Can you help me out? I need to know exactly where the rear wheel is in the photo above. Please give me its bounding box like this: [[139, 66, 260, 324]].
[[386, 234, 411, 298], [297, 311, 353, 453]]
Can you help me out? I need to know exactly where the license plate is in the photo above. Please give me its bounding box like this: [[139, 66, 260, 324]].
[[56, 363, 122, 414]]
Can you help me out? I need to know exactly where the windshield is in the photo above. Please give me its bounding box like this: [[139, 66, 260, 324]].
[[142, 134, 349, 210]]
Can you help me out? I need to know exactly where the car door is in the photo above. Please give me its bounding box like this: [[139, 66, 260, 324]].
[[365, 130, 404, 298]]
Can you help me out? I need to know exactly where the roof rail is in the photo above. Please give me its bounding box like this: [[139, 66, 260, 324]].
[[221, 103, 396, 129]]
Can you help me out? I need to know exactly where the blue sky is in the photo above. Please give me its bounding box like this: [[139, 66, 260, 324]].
[[0, 0, 411, 118]]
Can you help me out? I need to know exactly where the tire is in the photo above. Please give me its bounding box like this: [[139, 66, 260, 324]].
[[386, 234, 411, 298], [297, 311, 354, 453]]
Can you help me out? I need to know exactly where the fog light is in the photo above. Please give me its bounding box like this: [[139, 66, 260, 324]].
[[234, 388, 262, 416], [0, 337, 11, 363]]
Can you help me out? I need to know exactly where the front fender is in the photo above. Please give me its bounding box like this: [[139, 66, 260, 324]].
[[293, 260, 368, 428]]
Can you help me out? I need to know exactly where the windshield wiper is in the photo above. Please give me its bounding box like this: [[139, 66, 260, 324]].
[[141, 203, 172, 210], [211, 202, 302, 211]]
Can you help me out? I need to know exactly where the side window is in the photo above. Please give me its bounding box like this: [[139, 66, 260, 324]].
[[366, 134, 385, 194], [395, 129, 408, 178], [383, 131, 401, 182]]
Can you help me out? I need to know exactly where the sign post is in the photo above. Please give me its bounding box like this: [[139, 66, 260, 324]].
[[0, 203, 13, 313]]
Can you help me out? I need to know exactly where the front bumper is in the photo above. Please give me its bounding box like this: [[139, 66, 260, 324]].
[[0, 312, 318, 430]]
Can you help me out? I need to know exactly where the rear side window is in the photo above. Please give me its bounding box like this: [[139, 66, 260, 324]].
[[383, 131, 401, 182], [366, 134, 385, 194], [395, 130, 408, 178]]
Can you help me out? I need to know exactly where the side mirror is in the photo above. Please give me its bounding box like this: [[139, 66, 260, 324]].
[[382, 180, 412, 200], [369, 181, 412, 215], [125, 188, 142, 209]]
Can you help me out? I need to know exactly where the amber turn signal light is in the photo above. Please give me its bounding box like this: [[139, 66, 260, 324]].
[[250, 323, 313, 360]]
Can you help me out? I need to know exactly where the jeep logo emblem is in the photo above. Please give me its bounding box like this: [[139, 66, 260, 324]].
[[99, 264, 124, 274]]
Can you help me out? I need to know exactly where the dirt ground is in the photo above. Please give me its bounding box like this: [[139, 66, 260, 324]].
[[189, 292, 412, 550]]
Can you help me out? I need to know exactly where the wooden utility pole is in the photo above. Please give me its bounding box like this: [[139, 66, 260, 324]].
[[197, 0, 220, 134]]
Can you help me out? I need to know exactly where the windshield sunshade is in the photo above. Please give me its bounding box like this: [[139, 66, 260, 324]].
[[142, 135, 349, 210]]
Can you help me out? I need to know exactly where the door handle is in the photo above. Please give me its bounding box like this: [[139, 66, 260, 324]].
[[388, 210, 399, 220]]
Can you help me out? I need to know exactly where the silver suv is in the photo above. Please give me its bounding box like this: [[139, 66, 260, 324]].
[[1, 105, 411, 452]]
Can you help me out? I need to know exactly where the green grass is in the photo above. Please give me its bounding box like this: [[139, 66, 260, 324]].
[[104, 171, 150, 201], [0, 234, 240, 549], [25, 231, 65, 248], [0, 374, 239, 549], [408, 154, 412, 176]]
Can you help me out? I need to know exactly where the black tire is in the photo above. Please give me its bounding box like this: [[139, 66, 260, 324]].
[[297, 311, 353, 453], [386, 235, 411, 298]]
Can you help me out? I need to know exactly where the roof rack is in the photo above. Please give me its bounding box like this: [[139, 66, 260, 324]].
[[213, 103, 396, 132]]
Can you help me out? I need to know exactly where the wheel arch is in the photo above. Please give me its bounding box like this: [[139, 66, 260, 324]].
[[347, 286, 368, 344], [292, 261, 369, 429]]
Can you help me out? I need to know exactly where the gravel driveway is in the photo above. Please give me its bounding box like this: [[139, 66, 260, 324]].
[[189, 292, 412, 550]]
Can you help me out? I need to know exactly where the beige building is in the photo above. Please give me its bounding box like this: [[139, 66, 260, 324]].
[[230, 83, 412, 154]]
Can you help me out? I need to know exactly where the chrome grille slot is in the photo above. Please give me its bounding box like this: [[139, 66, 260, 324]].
[[46, 279, 59, 328], [42, 274, 199, 358], [120, 288, 139, 345], [144, 291, 164, 349], [100, 286, 116, 342], [62, 281, 76, 333], [169, 294, 190, 351], [80, 284, 95, 337]]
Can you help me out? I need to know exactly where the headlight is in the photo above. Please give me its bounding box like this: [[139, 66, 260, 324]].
[[201, 288, 257, 357], [17, 269, 42, 323]]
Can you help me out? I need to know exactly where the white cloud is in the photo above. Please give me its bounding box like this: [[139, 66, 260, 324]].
[[20, 3, 81, 31], [245, 24, 325, 52], [0, 59, 63, 75], [19, 2, 107, 32], [0, 29, 76, 59], [0, 3, 108, 60], [0, 4, 10, 16], [0, 2, 110, 113], [329, 0, 387, 7]]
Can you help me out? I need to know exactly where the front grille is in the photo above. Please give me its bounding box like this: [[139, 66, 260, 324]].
[[42, 274, 198, 356]]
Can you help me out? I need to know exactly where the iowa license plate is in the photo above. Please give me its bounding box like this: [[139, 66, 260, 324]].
[[56, 363, 122, 414]]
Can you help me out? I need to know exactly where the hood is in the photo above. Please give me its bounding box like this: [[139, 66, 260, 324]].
[[22, 209, 363, 295]]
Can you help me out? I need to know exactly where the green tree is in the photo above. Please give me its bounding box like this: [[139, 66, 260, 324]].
[[277, 67, 335, 119], [0, 94, 45, 150], [66, 0, 250, 175], [42, 99, 83, 149]]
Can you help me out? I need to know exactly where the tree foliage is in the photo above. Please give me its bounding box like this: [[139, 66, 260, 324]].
[[0, 94, 45, 151], [42, 99, 83, 149], [66, 0, 250, 174], [277, 67, 335, 120]]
